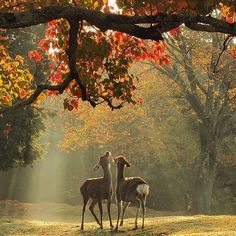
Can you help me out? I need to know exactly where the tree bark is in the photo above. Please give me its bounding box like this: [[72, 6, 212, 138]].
[[191, 122, 218, 214]]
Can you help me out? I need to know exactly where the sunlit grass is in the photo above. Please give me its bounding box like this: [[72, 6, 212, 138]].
[[1, 215, 236, 236], [0, 201, 236, 236]]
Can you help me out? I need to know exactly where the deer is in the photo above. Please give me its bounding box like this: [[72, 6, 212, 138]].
[[80, 151, 113, 230], [114, 156, 149, 231]]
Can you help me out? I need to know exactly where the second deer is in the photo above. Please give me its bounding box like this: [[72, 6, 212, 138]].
[[114, 156, 149, 231], [80, 151, 113, 230]]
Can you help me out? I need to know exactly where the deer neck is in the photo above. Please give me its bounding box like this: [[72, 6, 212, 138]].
[[117, 165, 125, 181], [102, 164, 112, 183]]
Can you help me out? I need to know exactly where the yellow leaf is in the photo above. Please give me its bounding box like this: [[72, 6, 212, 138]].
[[13, 60, 20, 68], [26, 73, 33, 81], [15, 55, 24, 64]]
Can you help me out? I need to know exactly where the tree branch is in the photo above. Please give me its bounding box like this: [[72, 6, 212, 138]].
[[100, 96, 124, 110], [0, 77, 73, 114], [213, 35, 233, 74], [0, 6, 236, 41], [0, 19, 93, 114], [0, 18, 128, 114], [1, 6, 235, 113], [157, 63, 206, 121]]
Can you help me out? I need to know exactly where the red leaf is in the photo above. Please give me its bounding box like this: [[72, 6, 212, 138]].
[[39, 39, 50, 51], [48, 90, 59, 96], [48, 20, 57, 26], [28, 51, 34, 59], [28, 50, 42, 62], [169, 28, 181, 36]]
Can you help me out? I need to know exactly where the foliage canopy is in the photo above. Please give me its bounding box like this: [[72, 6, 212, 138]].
[[1, 0, 236, 113]]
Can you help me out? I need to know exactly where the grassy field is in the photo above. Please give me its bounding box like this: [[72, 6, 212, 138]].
[[0, 201, 235, 236]]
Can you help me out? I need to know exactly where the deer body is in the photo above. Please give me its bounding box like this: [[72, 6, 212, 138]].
[[80, 151, 113, 230], [114, 156, 149, 231], [81, 168, 112, 200]]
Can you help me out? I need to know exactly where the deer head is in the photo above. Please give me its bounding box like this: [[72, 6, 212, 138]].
[[93, 151, 111, 171], [114, 156, 131, 168]]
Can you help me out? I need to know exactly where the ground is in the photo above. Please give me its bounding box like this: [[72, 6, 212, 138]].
[[0, 201, 235, 236]]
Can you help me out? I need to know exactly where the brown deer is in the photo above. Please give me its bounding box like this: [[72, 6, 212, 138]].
[[114, 156, 149, 231], [80, 151, 113, 230]]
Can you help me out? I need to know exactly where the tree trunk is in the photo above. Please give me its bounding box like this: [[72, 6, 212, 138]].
[[191, 122, 218, 214]]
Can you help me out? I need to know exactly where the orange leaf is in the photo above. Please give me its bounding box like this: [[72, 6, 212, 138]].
[[19, 89, 27, 99], [93, 1, 99, 8]]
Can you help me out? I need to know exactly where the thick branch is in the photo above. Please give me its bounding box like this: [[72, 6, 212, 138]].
[[158, 63, 206, 121], [185, 22, 231, 34], [222, 180, 236, 188], [176, 35, 207, 96], [66, 21, 111, 108], [1, 6, 236, 40], [66, 20, 87, 102], [1, 6, 235, 112]]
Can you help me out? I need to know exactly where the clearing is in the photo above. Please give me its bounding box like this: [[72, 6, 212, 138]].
[[0, 201, 235, 236]]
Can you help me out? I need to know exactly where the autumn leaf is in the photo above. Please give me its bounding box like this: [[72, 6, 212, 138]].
[[93, 1, 99, 9], [48, 90, 59, 95], [28, 50, 42, 61], [169, 28, 181, 36], [39, 39, 50, 51], [19, 89, 27, 99], [71, 99, 79, 110]]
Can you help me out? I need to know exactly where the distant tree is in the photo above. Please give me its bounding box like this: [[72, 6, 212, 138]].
[[148, 29, 236, 214], [58, 71, 199, 211], [0, 26, 46, 170], [0, 107, 45, 170]]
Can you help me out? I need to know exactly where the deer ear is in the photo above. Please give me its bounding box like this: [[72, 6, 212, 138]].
[[105, 151, 111, 157], [93, 163, 100, 171], [125, 161, 131, 168]]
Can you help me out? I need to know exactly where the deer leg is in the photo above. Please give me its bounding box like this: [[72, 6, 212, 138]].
[[120, 202, 130, 226], [133, 200, 141, 230], [89, 199, 100, 227], [115, 201, 122, 231], [141, 198, 146, 229], [107, 198, 113, 229], [98, 199, 103, 229], [80, 197, 89, 230]]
